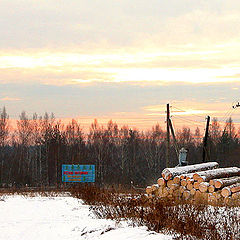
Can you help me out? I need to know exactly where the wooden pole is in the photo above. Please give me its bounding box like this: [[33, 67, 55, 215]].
[[202, 116, 210, 163], [169, 118, 180, 156], [166, 103, 170, 167]]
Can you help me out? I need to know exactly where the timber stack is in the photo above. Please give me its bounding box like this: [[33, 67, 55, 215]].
[[146, 162, 240, 205]]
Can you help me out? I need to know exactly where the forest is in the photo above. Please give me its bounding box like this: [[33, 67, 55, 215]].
[[0, 106, 239, 188]]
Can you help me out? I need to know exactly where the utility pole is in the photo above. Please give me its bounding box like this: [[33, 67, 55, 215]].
[[202, 116, 210, 163], [166, 103, 170, 167], [168, 118, 180, 156]]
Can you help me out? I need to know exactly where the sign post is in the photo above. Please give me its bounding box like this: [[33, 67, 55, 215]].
[[62, 165, 95, 183]]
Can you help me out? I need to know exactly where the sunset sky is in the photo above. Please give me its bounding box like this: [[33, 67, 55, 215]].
[[1, 0, 240, 132]]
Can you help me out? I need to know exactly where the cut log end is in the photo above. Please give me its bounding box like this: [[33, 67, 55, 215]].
[[187, 183, 193, 191], [173, 176, 181, 184], [221, 187, 231, 198], [181, 179, 187, 187], [209, 179, 215, 186], [167, 180, 174, 188], [193, 182, 199, 190], [157, 178, 166, 186], [214, 180, 223, 189], [208, 185, 215, 193], [199, 182, 210, 193]]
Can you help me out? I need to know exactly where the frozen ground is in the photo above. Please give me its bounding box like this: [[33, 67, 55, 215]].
[[0, 195, 172, 240]]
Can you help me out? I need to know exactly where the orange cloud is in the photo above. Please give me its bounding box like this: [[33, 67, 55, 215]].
[[0, 40, 240, 86], [0, 96, 21, 101]]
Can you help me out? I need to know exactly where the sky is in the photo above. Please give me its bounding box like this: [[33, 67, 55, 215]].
[[1, 0, 240, 132]]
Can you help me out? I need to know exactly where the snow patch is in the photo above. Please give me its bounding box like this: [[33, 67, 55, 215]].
[[0, 195, 171, 240]]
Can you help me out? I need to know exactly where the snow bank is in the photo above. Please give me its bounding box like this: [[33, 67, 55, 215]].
[[0, 195, 171, 240]]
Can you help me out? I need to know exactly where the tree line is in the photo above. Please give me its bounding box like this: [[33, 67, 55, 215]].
[[0, 106, 239, 188]]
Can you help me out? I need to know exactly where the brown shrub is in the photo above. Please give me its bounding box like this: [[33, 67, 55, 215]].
[[70, 184, 240, 240]]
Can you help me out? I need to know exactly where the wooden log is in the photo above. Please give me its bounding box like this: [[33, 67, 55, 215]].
[[190, 188, 196, 196], [157, 178, 166, 187], [179, 186, 186, 194], [208, 193, 216, 203], [169, 184, 179, 190], [216, 193, 222, 200], [221, 188, 231, 198], [187, 183, 194, 191], [146, 186, 152, 195], [181, 179, 187, 187], [221, 183, 240, 198], [232, 192, 240, 200], [185, 175, 194, 181], [151, 184, 159, 192], [173, 189, 180, 197], [212, 191, 217, 197], [201, 192, 208, 201], [156, 187, 164, 197], [162, 162, 219, 180], [199, 182, 210, 193], [193, 182, 199, 190], [183, 190, 191, 200], [179, 173, 195, 181], [187, 179, 194, 185], [162, 187, 170, 197], [231, 183, 240, 193], [173, 176, 181, 184], [212, 191, 222, 200], [169, 188, 174, 195], [167, 180, 174, 188], [224, 197, 231, 205], [184, 173, 195, 180], [197, 178, 205, 183], [214, 176, 240, 189], [194, 190, 201, 199], [208, 185, 215, 193], [209, 179, 215, 186], [194, 167, 240, 182]]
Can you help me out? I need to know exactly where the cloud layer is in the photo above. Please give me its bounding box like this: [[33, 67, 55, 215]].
[[1, 1, 240, 129]]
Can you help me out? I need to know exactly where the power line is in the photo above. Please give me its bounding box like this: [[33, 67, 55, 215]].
[[172, 103, 240, 124], [172, 114, 205, 125], [171, 106, 206, 119], [172, 116, 205, 128], [221, 108, 235, 124]]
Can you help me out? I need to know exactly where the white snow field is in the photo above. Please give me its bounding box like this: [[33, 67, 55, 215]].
[[0, 195, 172, 240]]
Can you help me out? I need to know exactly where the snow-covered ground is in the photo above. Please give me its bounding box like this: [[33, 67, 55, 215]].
[[0, 194, 172, 240]]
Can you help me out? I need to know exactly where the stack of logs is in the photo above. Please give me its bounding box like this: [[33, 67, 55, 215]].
[[146, 162, 240, 204]]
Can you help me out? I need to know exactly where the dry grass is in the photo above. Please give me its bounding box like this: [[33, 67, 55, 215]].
[[1, 185, 239, 239], [0, 186, 70, 197], [70, 184, 240, 240]]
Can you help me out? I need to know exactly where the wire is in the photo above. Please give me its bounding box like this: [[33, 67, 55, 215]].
[[171, 106, 206, 119], [172, 104, 240, 124], [221, 108, 235, 124], [172, 114, 205, 125], [172, 116, 205, 128]]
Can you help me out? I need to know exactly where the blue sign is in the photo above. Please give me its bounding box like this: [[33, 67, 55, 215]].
[[62, 165, 95, 182]]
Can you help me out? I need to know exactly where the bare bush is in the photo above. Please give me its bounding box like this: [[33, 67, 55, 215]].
[[70, 185, 240, 240]]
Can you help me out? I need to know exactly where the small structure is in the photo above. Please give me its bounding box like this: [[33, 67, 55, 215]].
[[178, 148, 188, 166]]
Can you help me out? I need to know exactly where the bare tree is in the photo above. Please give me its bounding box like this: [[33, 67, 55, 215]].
[[210, 118, 221, 144], [0, 107, 10, 185], [0, 106, 9, 146]]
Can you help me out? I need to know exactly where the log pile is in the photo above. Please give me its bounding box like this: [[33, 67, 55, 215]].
[[146, 162, 240, 204]]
